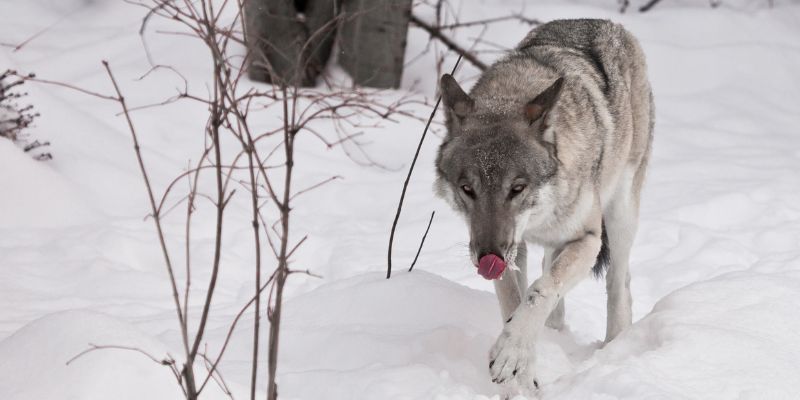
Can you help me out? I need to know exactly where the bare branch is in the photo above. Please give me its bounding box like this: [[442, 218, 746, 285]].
[[388, 55, 462, 279], [66, 343, 172, 366], [101, 59, 196, 395], [409, 15, 487, 71], [195, 269, 279, 395], [408, 211, 435, 272], [437, 14, 539, 29], [639, 0, 663, 12], [290, 175, 341, 201], [12, 72, 117, 101]]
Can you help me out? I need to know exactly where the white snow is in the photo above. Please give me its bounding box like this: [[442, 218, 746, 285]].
[[0, 310, 190, 400], [2, 0, 800, 399]]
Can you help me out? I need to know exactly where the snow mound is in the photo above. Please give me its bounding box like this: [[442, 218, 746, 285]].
[[218, 271, 578, 399], [212, 269, 800, 399], [544, 271, 800, 400], [0, 139, 98, 228], [277, 272, 504, 399], [0, 310, 187, 400]]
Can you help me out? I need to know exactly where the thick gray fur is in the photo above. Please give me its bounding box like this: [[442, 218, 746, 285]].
[[434, 19, 653, 395]]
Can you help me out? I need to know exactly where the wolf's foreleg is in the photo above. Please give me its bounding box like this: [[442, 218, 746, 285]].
[[489, 217, 602, 392], [493, 271, 523, 321], [492, 242, 530, 322], [541, 248, 566, 330]]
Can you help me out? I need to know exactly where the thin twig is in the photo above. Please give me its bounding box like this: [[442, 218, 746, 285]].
[[9, 11, 74, 52], [14, 73, 117, 101], [437, 14, 539, 29], [198, 350, 234, 398], [67, 343, 172, 366], [285, 235, 308, 260], [408, 211, 435, 272], [639, 0, 663, 12], [387, 55, 462, 279], [265, 83, 294, 400], [196, 269, 279, 394], [188, 48, 227, 369], [288, 268, 323, 279], [290, 175, 341, 201], [101, 61, 192, 379]]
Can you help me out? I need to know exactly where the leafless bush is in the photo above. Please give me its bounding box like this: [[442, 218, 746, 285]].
[[17, 1, 421, 399], [131, 0, 420, 396], [0, 70, 49, 159]]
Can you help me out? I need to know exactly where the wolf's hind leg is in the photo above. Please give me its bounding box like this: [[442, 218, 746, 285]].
[[542, 248, 565, 330], [546, 300, 566, 330], [604, 168, 642, 342]]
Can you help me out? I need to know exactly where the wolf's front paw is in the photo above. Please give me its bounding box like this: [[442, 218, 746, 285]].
[[489, 323, 537, 387]]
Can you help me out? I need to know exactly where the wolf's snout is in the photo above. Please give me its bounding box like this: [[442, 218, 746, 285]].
[[476, 240, 511, 261], [477, 254, 506, 280]]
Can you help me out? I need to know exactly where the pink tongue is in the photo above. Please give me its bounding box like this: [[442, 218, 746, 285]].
[[478, 254, 506, 280]]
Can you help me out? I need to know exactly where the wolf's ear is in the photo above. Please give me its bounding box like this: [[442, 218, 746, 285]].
[[440, 74, 474, 129], [524, 77, 564, 125]]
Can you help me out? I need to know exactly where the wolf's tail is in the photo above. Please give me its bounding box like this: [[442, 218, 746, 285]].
[[592, 219, 610, 278]]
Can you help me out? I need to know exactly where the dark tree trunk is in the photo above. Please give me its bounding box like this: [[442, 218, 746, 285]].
[[245, 0, 412, 89], [303, 0, 339, 77], [338, 0, 412, 89], [244, 0, 338, 86]]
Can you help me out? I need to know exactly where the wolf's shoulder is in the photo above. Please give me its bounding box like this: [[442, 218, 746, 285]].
[[516, 19, 627, 53]]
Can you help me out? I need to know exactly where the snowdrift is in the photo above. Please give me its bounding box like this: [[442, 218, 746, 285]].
[[2, 0, 800, 398]]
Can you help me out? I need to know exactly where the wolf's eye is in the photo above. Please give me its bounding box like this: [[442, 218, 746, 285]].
[[509, 184, 527, 198], [461, 184, 475, 198]]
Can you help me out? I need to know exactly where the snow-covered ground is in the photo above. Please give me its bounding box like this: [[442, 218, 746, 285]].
[[2, 0, 800, 399]]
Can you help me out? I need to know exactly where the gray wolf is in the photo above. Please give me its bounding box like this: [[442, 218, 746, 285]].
[[434, 19, 654, 395]]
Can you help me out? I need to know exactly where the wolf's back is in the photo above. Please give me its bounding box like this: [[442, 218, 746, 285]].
[[517, 19, 642, 98], [517, 18, 653, 164], [515, 19, 654, 277], [518, 19, 617, 58]]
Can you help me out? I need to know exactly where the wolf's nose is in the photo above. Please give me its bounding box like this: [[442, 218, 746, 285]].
[[478, 251, 504, 261], [500, 241, 511, 252]]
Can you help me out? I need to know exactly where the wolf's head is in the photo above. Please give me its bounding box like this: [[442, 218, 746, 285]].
[[434, 74, 564, 269]]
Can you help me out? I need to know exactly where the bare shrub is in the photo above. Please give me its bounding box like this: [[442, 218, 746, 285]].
[[15, 1, 421, 399], [0, 70, 49, 159]]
